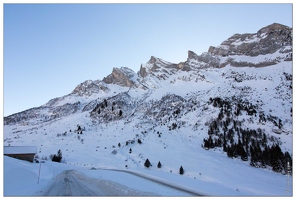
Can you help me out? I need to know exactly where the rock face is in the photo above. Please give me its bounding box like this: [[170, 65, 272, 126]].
[[208, 23, 292, 57], [139, 64, 148, 78], [72, 80, 109, 96], [103, 67, 136, 87]]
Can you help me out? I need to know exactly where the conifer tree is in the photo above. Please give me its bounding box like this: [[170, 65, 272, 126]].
[[227, 145, 234, 158], [179, 166, 184, 175], [52, 149, 62, 163], [104, 99, 108, 107], [223, 143, 227, 152], [144, 158, 152, 168], [157, 161, 162, 168], [240, 147, 248, 161], [208, 136, 214, 148]]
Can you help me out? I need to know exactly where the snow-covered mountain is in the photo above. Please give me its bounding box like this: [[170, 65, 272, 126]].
[[4, 23, 292, 196]]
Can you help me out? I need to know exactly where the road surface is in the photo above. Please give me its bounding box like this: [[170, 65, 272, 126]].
[[40, 169, 202, 196], [40, 170, 157, 196]]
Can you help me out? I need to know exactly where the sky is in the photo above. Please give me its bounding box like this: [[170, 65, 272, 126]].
[[2, 3, 293, 116]]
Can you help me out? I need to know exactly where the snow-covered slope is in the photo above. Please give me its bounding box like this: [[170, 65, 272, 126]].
[[3, 23, 293, 196]]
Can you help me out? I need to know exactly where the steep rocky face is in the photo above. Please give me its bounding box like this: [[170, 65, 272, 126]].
[[139, 64, 148, 78], [185, 51, 221, 69], [72, 80, 109, 96], [103, 67, 136, 87], [185, 23, 292, 70], [208, 23, 292, 57], [139, 56, 191, 81]]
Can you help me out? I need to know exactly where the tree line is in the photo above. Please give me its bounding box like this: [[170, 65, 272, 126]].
[[202, 97, 292, 174]]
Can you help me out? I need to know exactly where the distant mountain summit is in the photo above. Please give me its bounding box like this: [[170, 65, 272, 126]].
[[208, 22, 292, 57], [103, 67, 137, 87]]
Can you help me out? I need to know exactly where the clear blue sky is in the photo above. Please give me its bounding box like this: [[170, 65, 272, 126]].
[[3, 3, 293, 116]]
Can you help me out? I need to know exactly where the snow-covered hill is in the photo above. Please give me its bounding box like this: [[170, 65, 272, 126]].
[[3, 23, 293, 196]]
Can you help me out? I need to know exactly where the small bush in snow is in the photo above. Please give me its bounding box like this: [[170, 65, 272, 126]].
[[111, 150, 117, 155]]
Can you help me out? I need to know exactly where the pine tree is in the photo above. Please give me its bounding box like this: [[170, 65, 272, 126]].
[[208, 136, 214, 148], [223, 143, 227, 152], [179, 166, 184, 175], [278, 119, 283, 129], [203, 138, 209, 150], [241, 147, 248, 161], [57, 149, 62, 158], [270, 144, 284, 172], [157, 161, 162, 168], [52, 149, 62, 163], [262, 145, 270, 166], [144, 158, 152, 168], [227, 145, 234, 158], [262, 133, 267, 146]]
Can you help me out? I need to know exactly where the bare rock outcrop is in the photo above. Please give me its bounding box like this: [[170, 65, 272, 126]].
[[103, 67, 136, 87], [208, 23, 292, 57]]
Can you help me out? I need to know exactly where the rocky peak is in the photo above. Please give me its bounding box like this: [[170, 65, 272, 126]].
[[257, 23, 291, 35], [103, 67, 136, 87], [139, 64, 148, 78], [72, 80, 108, 96], [188, 50, 199, 60], [148, 56, 158, 64], [208, 23, 292, 57]]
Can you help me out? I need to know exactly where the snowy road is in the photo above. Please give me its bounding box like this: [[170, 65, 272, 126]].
[[40, 169, 202, 196], [40, 170, 175, 196]]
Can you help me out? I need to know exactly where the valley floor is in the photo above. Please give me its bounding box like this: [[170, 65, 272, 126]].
[[3, 156, 293, 197]]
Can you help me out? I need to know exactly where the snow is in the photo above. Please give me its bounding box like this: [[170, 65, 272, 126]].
[[3, 156, 197, 196], [4, 143, 293, 196], [3, 42, 293, 196], [3, 105, 293, 197], [229, 49, 288, 64], [231, 34, 261, 45]]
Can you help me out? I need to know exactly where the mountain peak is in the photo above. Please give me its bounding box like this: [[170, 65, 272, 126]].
[[103, 67, 136, 87], [257, 23, 291, 35], [207, 22, 292, 57], [148, 56, 158, 64], [188, 50, 198, 60], [72, 79, 108, 96]]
